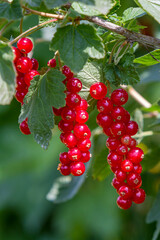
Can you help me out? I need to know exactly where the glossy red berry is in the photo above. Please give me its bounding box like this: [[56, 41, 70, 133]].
[[59, 152, 71, 165], [112, 178, 123, 190], [52, 107, 63, 116], [61, 107, 76, 122], [133, 163, 142, 174], [115, 170, 127, 182], [75, 99, 88, 111], [17, 38, 33, 54], [15, 89, 28, 103], [31, 58, 39, 70], [59, 164, 71, 176], [106, 137, 120, 151], [132, 188, 146, 204], [110, 165, 120, 173], [58, 120, 74, 132], [62, 65, 73, 78], [121, 159, 133, 172], [116, 144, 128, 155], [103, 127, 114, 137], [127, 172, 142, 188], [77, 138, 91, 152], [68, 148, 82, 161], [117, 196, 132, 210], [81, 151, 91, 163], [60, 133, 65, 143], [16, 57, 33, 73], [63, 132, 77, 148], [74, 123, 91, 139], [127, 147, 144, 164], [107, 152, 123, 166], [96, 113, 112, 128], [110, 122, 126, 137], [12, 46, 22, 63], [70, 162, 85, 176], [121, 135, 132, 146], [126, 121, 139, 136], [111, 89, 128, 105], [128, 138, 137, 148], [90, 82, 107, 99], [118, 185, 133, 200], [66, 78, 82, 93], [16, 75, 28, 90], [47, 58, 56, 68], [76, 110, 89, 124], [24, 70, 40, 86], [66, 93, 81, 108], [19, 120, 31, 135], [97, 97, 113, 113], [111, 106, 126, 122], [124, 110, 130, 123]]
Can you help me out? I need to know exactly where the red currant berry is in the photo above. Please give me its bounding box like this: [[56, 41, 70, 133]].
[[70, 161, 85, 176], [115, 170, 127, 182], [77, 138, 91, 152], [111, 106, 126, 122], [90, 82, 107, 99], [121, 159, 133, 172], [133, 163, 142, 174], [97, 97, 113, 113], [60, 133, 65, 143], [62, 65, 73, 78], [68, 148, 82, 161], [17, 38, 33, 54], [103, 127, 114, 137], [81, 151, 91, 163], [12, 47, 22, 63], [117, 144, 128, 156], [110, 165, 120, 173], [66, 93, 81, 108], [75, 99, 88, 111], [31, 58, 39, 70], [15, 89, 28, 103], [124, 110, 130, 123], [126, 121, 139, 136], [127, 147, 144, 164], [97, 113, 112, 128], [107, 152, 123, 166], [19, 119, 31, 135], [112, 178, 123, 190], [58, 120, 74, 132], [127, 172, 142, 188], [24, 70, 40, 86], [16, 57, 33, 73], [63, 132, 77, 148], [52, 107, 63, 116], [66, 78, 82, 93], [132, 188, 146, 204], [16, 75, 28, 90], [111, 89, 128, 105], [59, 152, 71, 165], [47, 58, 56, 68], [117, 196, 132, 210], [121, 135, 132, 146], [110, 122, 126, 137], [128, 138, 137, 148], [118, 185, 133, 200], [61, 107, 76, 122], [106, 137, 120, 151], [76, 110, 89, 124], [74, 123, 91, 139], [59, 164, 71, 176]]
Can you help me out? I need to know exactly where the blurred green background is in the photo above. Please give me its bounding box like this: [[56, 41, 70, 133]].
[[1, 0, 160, 239]]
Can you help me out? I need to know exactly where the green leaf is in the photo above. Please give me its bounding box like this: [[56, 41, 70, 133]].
[[71, 2, 101, 16], [142, 99, 160, 113], [94, 0, 120, 15], [50, 24, 105, 73], [142, 145, 160, 171], [24, 0, 42, 8], [134, 0, 160, 24], [0, 0, 22, 20], [0, 41, 16, 105], [19, 69, 65, 149], [122, 7, 145, 22], [146, 189, 160, 240], [104, 54, 140, 86], [44, 0, 68, 9], [46, 161, 91, 203], [134, 49, 160, 66], [38, 16, 57, 27]]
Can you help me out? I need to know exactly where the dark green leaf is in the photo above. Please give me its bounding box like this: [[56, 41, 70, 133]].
[[134, 49, 160, 66], [44, 0, 68, 9], [122, 7, 145, 22], [146, 189, 160, 240], [104, 54, 140, 86], [50, 24, 105, 72], [134, 0, 160, 24], [46, 161, 91, 203], [71, 2, 101, 16], [24, 0, 42, 7], [19, 69, 65, 149], [0, 41, 16, 105], [0, 0, 22, 20], [142, 145, 160, 171]]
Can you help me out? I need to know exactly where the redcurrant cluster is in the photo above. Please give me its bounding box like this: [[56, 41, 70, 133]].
[[90, 82, 146, 210], [53, 66, 92, 177]]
